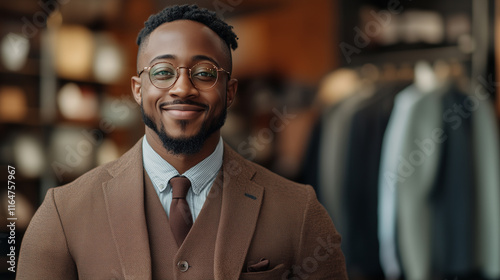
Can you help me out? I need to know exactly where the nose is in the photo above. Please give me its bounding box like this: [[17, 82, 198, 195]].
[[168, 68, 199, 99]]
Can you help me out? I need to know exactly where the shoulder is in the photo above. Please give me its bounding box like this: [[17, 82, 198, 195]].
[[51, 138, 142, 201], [53, 160, 113, 196]]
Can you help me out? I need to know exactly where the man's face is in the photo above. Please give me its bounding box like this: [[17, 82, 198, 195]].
[[132, 20, 237, 154]]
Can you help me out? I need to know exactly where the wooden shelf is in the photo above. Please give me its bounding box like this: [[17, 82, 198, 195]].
[[345, 46, 471, 67]]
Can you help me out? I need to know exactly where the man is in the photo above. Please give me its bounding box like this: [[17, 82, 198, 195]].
[[17, 5, 347, 279]]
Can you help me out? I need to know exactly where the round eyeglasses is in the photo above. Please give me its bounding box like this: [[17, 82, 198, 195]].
[[138, 61, 231, 90]]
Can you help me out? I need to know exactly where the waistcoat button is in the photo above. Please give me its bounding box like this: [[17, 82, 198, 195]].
[[177, 260, 189, 272]]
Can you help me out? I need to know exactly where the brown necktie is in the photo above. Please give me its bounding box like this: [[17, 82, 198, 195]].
[[169, 176, 193, 247]]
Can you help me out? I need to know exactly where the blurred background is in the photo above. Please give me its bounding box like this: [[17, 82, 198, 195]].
[[1, 0, 499, 279]]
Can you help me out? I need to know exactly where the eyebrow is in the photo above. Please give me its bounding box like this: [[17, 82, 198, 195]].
[[149, 54, 174, 65], [149, 54, 220, 67]]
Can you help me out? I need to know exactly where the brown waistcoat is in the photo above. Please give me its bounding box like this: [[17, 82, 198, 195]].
[[144, 169, 223, 279]]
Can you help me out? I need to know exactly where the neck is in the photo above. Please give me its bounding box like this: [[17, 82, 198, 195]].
[[145, 127, 220, 174]]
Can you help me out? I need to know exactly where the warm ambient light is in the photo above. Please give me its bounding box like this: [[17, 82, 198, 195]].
[[100, 96, 140, 127], [53, 25, 94, 80], [93, 33, 126, 84], [49, 126, 95, 178], [0, 86, 27, 122], [13, 135, 45, 178], [57, 83, 98, 120], [96, 139, 120, 165], [1, 33, 30, 71]]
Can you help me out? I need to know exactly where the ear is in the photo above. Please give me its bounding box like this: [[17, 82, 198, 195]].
[[226, 78, 238, 108], [131, 76, 142, 106]]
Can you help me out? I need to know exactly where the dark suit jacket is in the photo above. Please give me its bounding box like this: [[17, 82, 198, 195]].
[[341, 82, 409, 278], [431, 88, 475, 276], [17, 138, 347, 279]]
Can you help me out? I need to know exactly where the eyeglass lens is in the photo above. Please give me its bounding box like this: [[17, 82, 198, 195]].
[[149, 62, 219, 90]]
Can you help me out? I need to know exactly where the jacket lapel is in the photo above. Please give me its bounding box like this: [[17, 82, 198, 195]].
[[214, 145, 264, 279], [102, 139, 152, 279]]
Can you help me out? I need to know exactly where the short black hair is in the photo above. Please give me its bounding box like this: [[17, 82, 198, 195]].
[[136, 4, 238, 52]]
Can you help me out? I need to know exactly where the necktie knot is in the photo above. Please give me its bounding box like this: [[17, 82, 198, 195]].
[[170, 176, 191, 199]]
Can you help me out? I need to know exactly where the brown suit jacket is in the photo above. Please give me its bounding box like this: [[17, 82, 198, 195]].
[[17, 139, 347, 279]]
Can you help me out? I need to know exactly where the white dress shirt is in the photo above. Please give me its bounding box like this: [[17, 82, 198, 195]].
[[142, 135, 224, 222]]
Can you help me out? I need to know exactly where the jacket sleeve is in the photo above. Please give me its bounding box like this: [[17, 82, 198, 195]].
[[287, 185, 348, 280], [17, 188, 77, 280]]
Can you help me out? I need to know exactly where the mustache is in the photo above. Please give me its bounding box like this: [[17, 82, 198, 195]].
[[159, 99, 208, 109]]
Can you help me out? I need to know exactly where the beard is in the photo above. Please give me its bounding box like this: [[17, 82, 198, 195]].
[[141, 99, 227, 155]]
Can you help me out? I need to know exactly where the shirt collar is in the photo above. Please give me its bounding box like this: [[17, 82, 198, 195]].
[[142, 135, 224, 195]]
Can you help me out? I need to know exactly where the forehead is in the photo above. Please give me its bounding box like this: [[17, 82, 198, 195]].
[[139, 20, 229, 68]]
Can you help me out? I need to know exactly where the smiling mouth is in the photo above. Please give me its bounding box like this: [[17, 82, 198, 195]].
[[161, 104, 206, 119]]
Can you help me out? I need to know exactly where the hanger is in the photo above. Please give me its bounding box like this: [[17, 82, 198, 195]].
[[414, 60, 438, 93]]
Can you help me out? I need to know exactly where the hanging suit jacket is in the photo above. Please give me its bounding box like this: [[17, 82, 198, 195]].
[[394, 86, 445, 280], [431, 88, 475, 277], [378, 85, 440, 280], [342, 82, 407, 278], [472, 95, 500, 279], [17, 138, 347, 280]]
